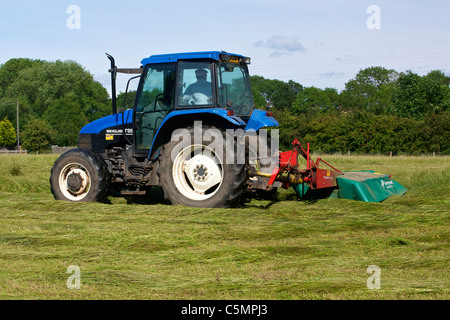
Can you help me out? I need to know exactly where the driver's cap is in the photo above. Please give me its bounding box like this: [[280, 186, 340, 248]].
[[195, 68, 208, 75]]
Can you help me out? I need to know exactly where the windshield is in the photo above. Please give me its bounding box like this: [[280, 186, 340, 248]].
[[178, 61, 214, 107], [217, 62, 254, 117]]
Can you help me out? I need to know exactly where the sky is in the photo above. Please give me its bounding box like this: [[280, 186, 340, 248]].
[[1, 0, 450, 95]]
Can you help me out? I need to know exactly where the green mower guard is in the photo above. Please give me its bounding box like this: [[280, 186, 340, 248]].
[[292, 170, 407, 202]]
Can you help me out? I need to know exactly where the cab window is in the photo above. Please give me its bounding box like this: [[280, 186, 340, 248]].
[[178, 61, 214, 107], [135, 63, 175, 150]]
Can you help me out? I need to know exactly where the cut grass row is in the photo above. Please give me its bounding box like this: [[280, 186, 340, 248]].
[[0, 154, 448, 299]]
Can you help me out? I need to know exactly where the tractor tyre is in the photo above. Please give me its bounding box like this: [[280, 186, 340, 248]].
[[50, 148, 110, 202], [158, 125, 247, 208]]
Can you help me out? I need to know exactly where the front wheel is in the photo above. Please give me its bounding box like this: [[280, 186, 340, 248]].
[[50, 148, 110, 202], [158, 126, 247, 208]]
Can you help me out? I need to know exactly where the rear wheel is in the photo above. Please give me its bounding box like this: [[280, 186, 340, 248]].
[[50, 148, 110, 202], [158, 126, 247, 208]]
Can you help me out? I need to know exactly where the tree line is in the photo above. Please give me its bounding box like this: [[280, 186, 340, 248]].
[[0, 58, 110, 151], [250, 67, 449, 154], [0, 58, 448, 154]]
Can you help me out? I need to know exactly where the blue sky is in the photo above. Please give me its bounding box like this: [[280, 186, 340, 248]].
[[1, 0, 449, 94]]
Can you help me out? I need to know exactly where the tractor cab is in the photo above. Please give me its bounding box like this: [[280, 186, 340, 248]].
[[138, 52, 253, 115]]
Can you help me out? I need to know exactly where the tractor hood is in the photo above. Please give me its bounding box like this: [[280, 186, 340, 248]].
[[80, 109, 133, 134]]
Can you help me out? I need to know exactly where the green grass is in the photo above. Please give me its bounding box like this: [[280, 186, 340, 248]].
[[0, 154, 448, 299]]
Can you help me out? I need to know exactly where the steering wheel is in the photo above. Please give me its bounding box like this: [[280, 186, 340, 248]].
[[231, 91, 250, 115], [189, 93, 210, 105]]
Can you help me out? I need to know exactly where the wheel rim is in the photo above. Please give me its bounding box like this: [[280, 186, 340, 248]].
[[172, 144, 223, 201], [58, 162, 91, 201]]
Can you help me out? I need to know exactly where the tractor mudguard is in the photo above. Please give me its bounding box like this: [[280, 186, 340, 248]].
[[245, 109, 279, 132], [148, 108, 246, 157]]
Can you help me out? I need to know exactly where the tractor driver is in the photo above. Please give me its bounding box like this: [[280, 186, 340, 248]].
[[183, 68, 212, 104]]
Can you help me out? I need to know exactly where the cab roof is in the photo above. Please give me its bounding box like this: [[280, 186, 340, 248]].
[[141, 51, 249, 66]]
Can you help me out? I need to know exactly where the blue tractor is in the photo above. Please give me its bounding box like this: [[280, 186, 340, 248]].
[[50, 51, 279, 208]]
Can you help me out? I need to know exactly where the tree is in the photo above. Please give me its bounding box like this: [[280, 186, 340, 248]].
[[43, 94, 88, 146], [0, 59, 111, 144], [392, 70, 450, 118], [0, 58, 43, 98], [250, 75, 302, 110], [4, 60, 110, 117], [0, 117, 16, 148], [426, 70, 450, 86], [21, 118, 54, 152], [341, 66, 398, 114], [117, 90, 137, 110], [292, 87, 339, 115]]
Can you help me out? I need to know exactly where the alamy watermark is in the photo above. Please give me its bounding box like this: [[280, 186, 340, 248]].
[[67, 265, 81, 289], [367, 265, 381, 289], [367, 5, 381, 30], [170, 121, 279, 173], [66, 5, 81, 30]]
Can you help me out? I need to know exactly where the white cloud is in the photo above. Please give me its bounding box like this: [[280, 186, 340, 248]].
[[319, 72, 346, 78], [255, 35, 306, 55]]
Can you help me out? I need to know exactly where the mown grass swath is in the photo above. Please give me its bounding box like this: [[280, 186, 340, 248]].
[[0, 154, 448, 299]]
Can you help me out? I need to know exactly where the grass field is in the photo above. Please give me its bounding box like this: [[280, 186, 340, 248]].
[[0, 154, 448, 300]]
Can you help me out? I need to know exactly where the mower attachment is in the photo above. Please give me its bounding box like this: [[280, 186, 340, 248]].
[[267, 139, 342, 190], [263, 140, 407, 203]]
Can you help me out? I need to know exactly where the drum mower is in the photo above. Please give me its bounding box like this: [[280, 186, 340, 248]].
[[258, 139, 407, 203]]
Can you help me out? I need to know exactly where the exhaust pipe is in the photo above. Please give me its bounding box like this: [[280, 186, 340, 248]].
[[106, 53, 117, 114]]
